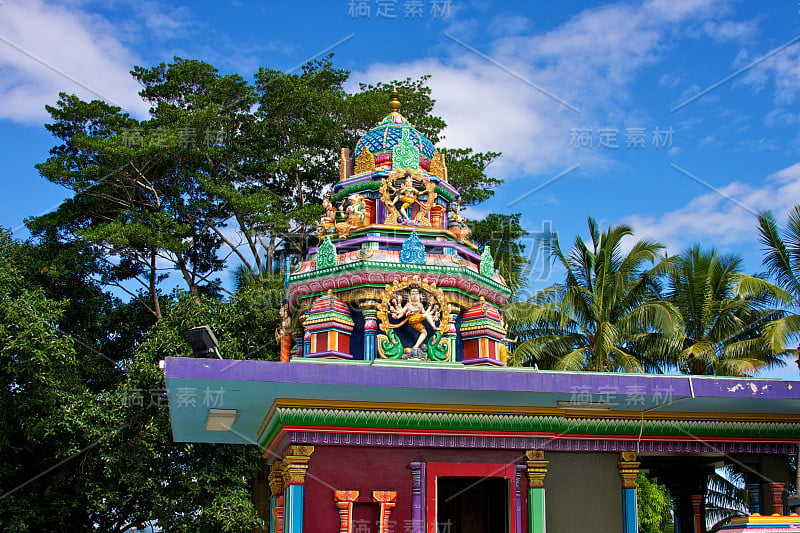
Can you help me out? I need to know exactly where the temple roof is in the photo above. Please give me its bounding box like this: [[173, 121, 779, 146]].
[[164, 356, 800, 454]]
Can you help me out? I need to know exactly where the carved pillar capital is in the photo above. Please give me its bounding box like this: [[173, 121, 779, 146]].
[[334, 491, 359, 533], [282, 445, 315, 486], [618, 452, 640, 489], [373, 491, 397, 533], [268, 461, 284, 496], [525, 450, 550, 488]]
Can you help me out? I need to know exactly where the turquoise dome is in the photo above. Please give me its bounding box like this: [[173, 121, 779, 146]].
[[354, 112, 436, 160]]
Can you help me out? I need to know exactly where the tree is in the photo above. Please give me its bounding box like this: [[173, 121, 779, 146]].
[[469, 213, 529, 294], [752, 206, 800, 363], [29, 59, 506, 310], [705, 467, 748, 532], [0, 228, 283, 531], [665, 246, 785, 376], [506, 217, 681, 372], [637, 473, 673, 533]]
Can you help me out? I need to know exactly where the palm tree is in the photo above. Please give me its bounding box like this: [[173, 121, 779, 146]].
[[665, 246, 784, 376], [752, 207, 800, 362], [705, 466, 748, 532], [506, 217, 681, 372]]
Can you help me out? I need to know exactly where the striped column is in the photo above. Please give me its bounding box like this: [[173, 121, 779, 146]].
[[618, 452, 640, 533], [746, 483, 761, 514], [281, 446, 314, 533], [769, 482, 786, 515], [361, 302, 378, 361], [525, 450, 549, 533], [268, 462, 284, 533], [409, 462, 425, 533]]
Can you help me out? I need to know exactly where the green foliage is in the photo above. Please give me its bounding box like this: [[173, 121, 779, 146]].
[[756, 206, 800, 356], [469, 213, 529, 294], [507, 217, 681, 371], [638, 474, 673, 533], [29, 58, 506, 314], [0, 227, 282, 531], [705, 467, 748, 531], [665, 246, 785, 376]]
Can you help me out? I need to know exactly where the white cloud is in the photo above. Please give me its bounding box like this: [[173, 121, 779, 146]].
[[700, 19, 758, 43], [739, 41, 800, 104], [624, 161, 800, 253], [0, 0, 149, 124], [351, 0, 734, 179]]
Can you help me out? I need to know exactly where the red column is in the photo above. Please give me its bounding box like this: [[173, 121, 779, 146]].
[[769, 482, 786, 515], [691, 494, 704, 533]]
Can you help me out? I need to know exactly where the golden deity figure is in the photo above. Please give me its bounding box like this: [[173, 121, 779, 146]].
[[316, 195, 338, 239], [335, 193, 367, 238], [379, 169, 436, 227], [391, 173, 424, 221], [389, 288, 441, 353], [498, 316, 518, 365], [275, 305, 292, 362]]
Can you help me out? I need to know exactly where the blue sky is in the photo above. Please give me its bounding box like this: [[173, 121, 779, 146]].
[[1, 0, 799, 377]]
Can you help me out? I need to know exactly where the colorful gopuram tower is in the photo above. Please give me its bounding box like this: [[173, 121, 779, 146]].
[[280, 89, 511, 365]]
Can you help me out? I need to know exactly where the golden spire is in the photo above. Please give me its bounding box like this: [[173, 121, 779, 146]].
[[389, 86, 401, 114]]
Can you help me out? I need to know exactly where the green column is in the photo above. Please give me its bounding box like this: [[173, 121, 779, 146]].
[[526, 450, 549, 533]]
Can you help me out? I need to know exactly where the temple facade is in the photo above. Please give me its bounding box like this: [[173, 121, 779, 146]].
[[165, 93, 800, 533]]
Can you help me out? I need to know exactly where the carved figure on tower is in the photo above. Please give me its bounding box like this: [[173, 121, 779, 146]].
[[394, 173, 423, 221], [377, 276, 451, 361], [276, 305, 292, 362], [380, 169, 436, 227], [389, 287, 441, 354], [316, 195, 338, 239], [335, 193, 367, 238], [448, 201, 472, 243]]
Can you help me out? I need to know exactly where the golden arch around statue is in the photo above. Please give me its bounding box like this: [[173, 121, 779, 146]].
[[376, 276, 451, 361]]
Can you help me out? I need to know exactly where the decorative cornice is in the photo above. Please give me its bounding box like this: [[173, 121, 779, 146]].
[[618, 452, 640, 489], [288, 260, 511, 297], [260, 406, 800, 449], [268, 398, 800, 423], [525, 450, 549, 488], [281, 430, 798, 456]]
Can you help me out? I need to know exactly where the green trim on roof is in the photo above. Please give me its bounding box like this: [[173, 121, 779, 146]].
[[259, 406, 800, 449]]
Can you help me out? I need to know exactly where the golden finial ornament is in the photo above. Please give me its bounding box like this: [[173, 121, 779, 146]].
[[389, 87, 401, 114]]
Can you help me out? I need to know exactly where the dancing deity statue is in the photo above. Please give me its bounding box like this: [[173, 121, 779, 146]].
[[389, 288, 441, 356]]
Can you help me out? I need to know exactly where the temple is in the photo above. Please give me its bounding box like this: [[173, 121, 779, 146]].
[[165, 92, 800, 532]]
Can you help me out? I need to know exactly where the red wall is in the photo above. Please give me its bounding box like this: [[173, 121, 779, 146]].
[[302, 445, 528, 531]]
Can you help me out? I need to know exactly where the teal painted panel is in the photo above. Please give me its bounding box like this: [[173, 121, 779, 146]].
[[529, 488, 546, 533]]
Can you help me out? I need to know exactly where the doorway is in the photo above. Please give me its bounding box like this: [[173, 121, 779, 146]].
[[437, 477, 508, 533]]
